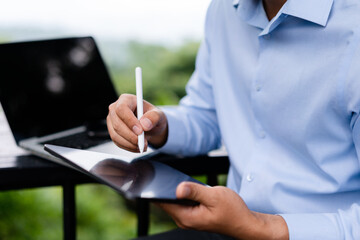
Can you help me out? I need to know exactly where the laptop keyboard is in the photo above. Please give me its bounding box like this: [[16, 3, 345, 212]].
[[41, 131, 110, 149]]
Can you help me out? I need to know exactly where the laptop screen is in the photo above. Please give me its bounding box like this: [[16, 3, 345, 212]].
[[0, 37, 118, 143]]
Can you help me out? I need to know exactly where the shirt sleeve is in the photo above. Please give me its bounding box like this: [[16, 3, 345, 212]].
[[158, 0, 221, 156], [280, 203, 360, 240]]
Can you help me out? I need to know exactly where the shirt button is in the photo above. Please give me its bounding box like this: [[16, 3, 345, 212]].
[[246, 174, 253, 182], [256, 85, 262, 92]]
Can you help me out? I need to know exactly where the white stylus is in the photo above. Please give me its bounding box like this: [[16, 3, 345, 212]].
[[136, 67, 145, 153]]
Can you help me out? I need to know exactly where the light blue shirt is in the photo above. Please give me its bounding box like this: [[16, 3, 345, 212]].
[[159, 0, 360, 239]]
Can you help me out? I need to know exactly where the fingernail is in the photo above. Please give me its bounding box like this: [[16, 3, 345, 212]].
[[132, 125, 142, 135], [140, 118, 153, 130], [182, 185, 191, 197]]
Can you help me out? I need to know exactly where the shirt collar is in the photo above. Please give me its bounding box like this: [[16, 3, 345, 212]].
[[233, 0, 334, 27], [233, 0, 268, 29], [282, 0, 334, 27]]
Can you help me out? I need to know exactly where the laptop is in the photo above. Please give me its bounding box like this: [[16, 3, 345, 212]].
[[0, 36, 149, 165], [44, 144, 204, 205]]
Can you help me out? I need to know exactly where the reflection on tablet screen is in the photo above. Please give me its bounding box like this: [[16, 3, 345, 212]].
[[90, 158, 155, 195]]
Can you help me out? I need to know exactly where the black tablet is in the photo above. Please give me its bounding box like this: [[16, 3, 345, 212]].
[[44, 144, 204, 205]]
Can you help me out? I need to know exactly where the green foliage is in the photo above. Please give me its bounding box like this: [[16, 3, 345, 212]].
[[110, 41, 199, 105], [76, 184, 176, 240], [0, 187, 62, 240], [0, 184, 177, 240], [0, 36, 11, 44]]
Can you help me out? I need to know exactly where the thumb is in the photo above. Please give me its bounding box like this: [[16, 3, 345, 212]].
[[140, 108, 164, 131], [176, 182, 211, 204]]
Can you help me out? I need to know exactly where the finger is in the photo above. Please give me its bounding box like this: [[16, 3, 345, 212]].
[[176, 182, 213, 205], [143, 99, 156, 112], [113, 94, 143, 135], [107, 116, 139, 152], [156, 202, 187, 220], [138, 101, 160, 131], [144, 139, 148, 152], [156, 202, 177, 211], [140, 110, 160, 132], [156, 200, 202, 230], [108, 109, 139, 145]]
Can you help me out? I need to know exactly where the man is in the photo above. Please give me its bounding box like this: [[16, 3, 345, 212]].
[[107, 0, 360, 239]]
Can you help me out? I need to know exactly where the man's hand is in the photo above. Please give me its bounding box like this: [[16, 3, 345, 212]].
[[107, 94, 168, 152], [158, 182, 289, 240]]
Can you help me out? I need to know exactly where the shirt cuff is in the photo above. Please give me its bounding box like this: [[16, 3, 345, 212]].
[[280, 213, 343, 240], [156, 106, 186, 154]]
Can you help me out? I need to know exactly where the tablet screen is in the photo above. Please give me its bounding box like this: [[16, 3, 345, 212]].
[[44, 144, 204, 204]]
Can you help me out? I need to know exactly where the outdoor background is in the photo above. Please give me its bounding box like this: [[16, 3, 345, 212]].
[[0, 0, 211, 239]]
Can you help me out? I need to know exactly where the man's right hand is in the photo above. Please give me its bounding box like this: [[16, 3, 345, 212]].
[[106, 94, 168, 153]]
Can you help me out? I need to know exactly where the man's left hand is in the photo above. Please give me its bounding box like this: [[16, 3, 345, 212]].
[[158, 182, 289, 240]]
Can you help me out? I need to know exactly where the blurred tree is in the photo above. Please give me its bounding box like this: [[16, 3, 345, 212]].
[[0, 188, 62, 240], [110, 41, 199, 105], [0, 36, 11, 44]]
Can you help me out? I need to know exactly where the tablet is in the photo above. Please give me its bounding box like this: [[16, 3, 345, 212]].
[[44, 144, 204, 205]]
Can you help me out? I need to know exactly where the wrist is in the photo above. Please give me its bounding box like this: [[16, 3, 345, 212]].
[[251, 212, 289, 240]]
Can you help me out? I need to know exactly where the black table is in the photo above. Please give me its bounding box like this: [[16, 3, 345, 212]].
[[0, 111, 229, 239]]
